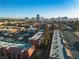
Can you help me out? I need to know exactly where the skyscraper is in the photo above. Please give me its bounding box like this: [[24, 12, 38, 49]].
[[36, 14, 40, 22]]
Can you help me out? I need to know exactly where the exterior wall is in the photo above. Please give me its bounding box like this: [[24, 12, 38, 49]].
[[0, 47, 29, 59], [29, 40, 39, 47], [2, 47, 8, 56]]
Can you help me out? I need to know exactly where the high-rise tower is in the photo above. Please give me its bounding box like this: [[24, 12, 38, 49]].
[[36, 14, 40, 22]]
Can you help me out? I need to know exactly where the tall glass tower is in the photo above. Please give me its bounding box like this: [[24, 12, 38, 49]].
[[36, 14, 40, 22]]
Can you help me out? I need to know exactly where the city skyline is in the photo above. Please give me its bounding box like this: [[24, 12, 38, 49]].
[[0, 0, 79, 18]]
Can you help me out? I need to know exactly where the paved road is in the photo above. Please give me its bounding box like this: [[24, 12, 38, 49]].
[[59, 23, 79, 58], [59, 23, 79, 46], [63, 31, 79, 46]]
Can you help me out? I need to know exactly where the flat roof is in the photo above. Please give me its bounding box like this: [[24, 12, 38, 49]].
[[30, 30, 43, 40], [0, 41, 32, 50], [49, 30, 65, 59]]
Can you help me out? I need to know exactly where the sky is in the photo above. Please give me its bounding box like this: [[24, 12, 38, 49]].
[[0, 0, 79, 18]]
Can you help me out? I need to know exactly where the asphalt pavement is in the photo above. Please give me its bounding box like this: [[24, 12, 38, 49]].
[[63, 31, 79, 46]]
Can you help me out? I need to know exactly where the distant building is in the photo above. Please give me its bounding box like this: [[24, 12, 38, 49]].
[[25, 17, 28, 20], [36, 14, 40, 22], [58, 17, 61, 19], [62, 17, 68, 19]]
